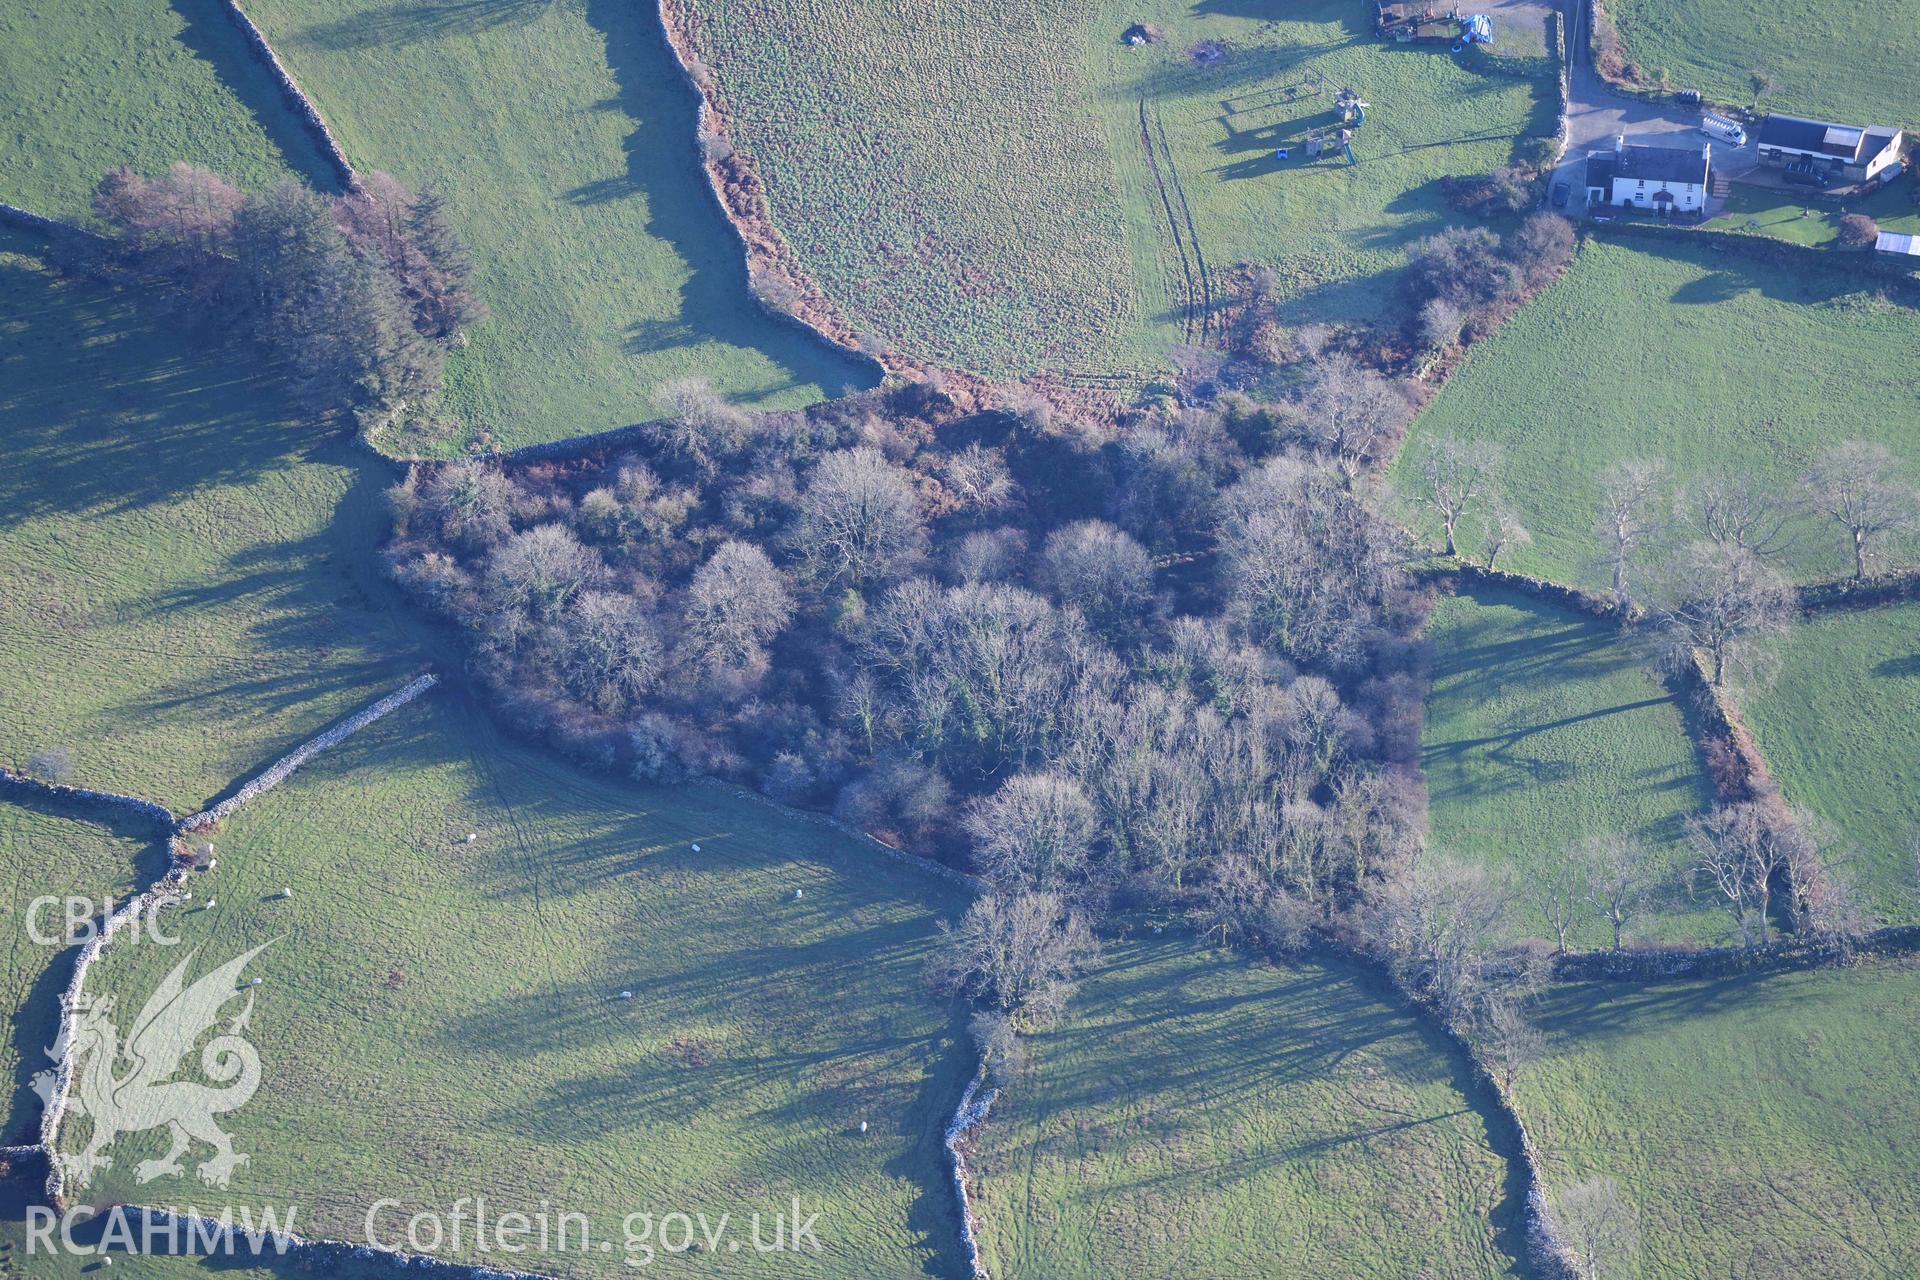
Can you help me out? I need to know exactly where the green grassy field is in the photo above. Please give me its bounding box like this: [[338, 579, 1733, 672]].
[[1516, 958, 1920, 1278], [65, 692, 973, 1278], [1394, 236, 1920, 586], [969, 933, 1521, 1278], [0, 234, 430, 812], [1085, 0, 1556, 343], [1424, 588, 1715, 945], [1703, 180, 1920, 246], [0, 799, 158, 1146], [0, 0, 334, 222], [1605, 0, 1920, 127], [686, 0, 1553, 377], [237, 0, 870, 453], [1743, 602, 1920, 925]]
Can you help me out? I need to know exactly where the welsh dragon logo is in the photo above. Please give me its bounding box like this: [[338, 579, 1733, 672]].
[[35, 944, 270, 1190]]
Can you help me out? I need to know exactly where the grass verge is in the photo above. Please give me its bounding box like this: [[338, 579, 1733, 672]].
[[0, 0, 333, 221], [683, 0, 1553, 378], [1605, 0, 1920, 127], [0, 798, 159, 1146]]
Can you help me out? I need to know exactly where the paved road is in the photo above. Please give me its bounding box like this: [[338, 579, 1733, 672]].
[[1550, 0, 1757, 217]]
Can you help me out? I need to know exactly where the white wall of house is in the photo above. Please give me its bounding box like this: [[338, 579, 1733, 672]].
[[1610, 177, 1705, 211]]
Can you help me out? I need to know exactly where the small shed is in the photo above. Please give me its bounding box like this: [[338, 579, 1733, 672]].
[[1875, 231, 1920, 257]]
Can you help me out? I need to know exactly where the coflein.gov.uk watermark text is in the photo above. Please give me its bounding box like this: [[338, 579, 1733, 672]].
[[26, 1199, 824, 1268]]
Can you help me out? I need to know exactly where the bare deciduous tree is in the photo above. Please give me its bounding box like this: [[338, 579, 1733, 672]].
[[795, 447, 927, 587], [1292, 355, 1412, 482], [1577, 833, 1654, 951], [648, 377, 754, 469], [1649, 541, 1792, 686], [1415, 436, 1503, 557], [938, 444, 1017, 513], [1219, 456, 1408, 668], [683, 540, 794, 671], [1687, 802, 1799, 947], [1674, 466, 1799, 562], [947, 528, 1027, 585], [1802, 441, 1920, 580], [1481, 506, 1531, 571], [1367, 850, 1511, 1026], [928, 891, 1100, 1026], [25, 748, 74, 784], [1593, 459, 1665, 599], [1040, 520, 1152, 636], [1478, 994, 1547, 1093], [485, 524, 600, 620], [964, 772, 1100, 892], [1547, 1176, 1638, 1280], [561, 591, 664, 713], [1537, 842, 1584, 954]]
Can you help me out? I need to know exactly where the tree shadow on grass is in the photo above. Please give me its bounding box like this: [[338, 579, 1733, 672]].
[[0, 258, 310, 531], [298, 0, 559, 51], [574, 0, 874, 404], [168, 0, 342, 192]]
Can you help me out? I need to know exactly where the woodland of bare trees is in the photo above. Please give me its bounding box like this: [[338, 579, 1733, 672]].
[[388, 369, 1438, 1024]]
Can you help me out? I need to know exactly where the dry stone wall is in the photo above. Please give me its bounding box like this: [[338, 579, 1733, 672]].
[[215, 0, 358, 190], [179, 674, 438, 831]]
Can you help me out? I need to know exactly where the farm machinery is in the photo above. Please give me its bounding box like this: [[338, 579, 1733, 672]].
[[1275, 85, 1367, 167]]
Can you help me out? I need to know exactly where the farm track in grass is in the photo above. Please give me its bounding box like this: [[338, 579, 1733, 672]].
[[1392, 235, 1920, 586], [1155, 102, 1215, 343], [969, 932, 1524, 1278], [1516, 958, 1920, 1279], [65, 692, 975, 1278], [1742, 602, 1920, 926], [0, 232, 433, 812], [236, 0, 872, 455], [0, 0, 335, 221], [1604, 0, 1920, 126], [1422, 587, 1717, 945], [685, 0, 1552, 378], [1139, 97, 1196, 343]]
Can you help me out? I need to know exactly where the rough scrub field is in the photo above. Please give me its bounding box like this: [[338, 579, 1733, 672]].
[[1393, 235, 1920, 585], [239, 0, 872, 453], [680, 0, 1146, 380], [0, 799, 157, 1145], [1603, 0, 1920, 126], [65, 693, 974, 1278], [1743, 602, 1920, 925], [968, 933, 1522, 1278], [1422, 588, 1716, 945], [0, 233, 428, 812], [1516, 958, 1920, 1278], [682, 0, 1554, 379], [0, 0, 334, 221]]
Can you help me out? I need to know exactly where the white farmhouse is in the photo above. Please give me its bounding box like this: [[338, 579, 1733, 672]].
[[1585, 136, 1712, 213]]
